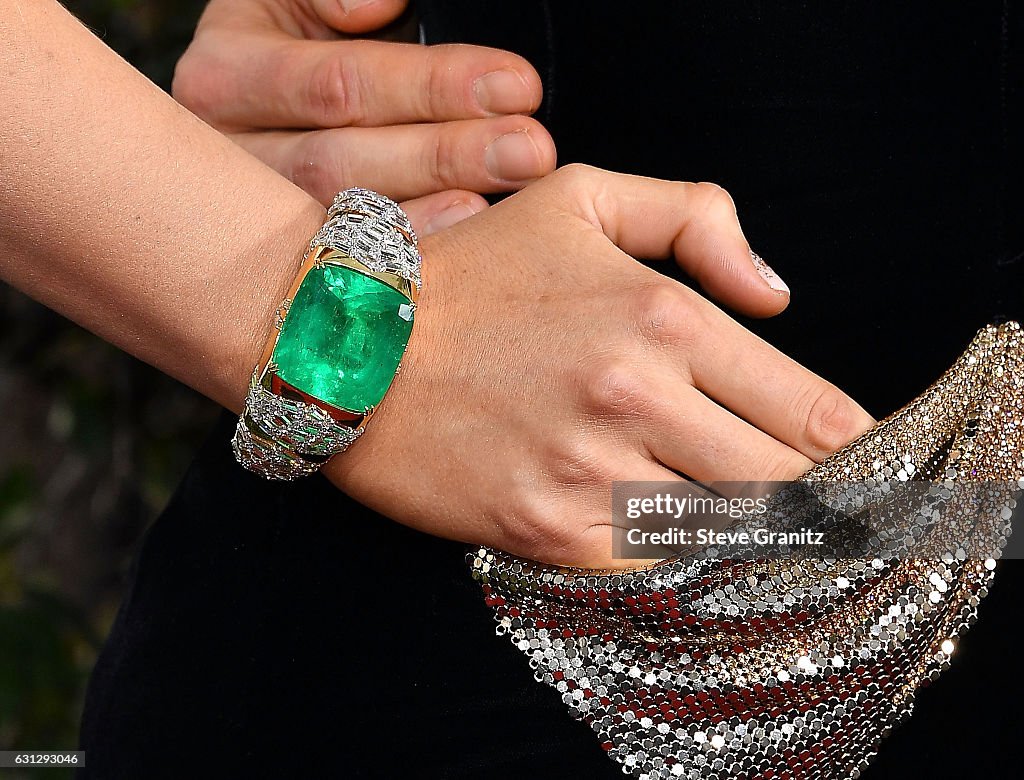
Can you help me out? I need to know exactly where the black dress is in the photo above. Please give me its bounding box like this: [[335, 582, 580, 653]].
[[79, 3, 1024, 777]]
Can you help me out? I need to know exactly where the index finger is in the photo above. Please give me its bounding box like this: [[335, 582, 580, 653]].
[[175, 38, 543, 130], [687, 302, 875, 461], [545, 165, 874, 459]]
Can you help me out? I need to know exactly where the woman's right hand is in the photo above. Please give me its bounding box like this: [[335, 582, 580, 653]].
[[327, 165, 875, 567]]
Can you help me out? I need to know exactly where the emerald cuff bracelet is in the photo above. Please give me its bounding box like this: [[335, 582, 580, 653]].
[[232, 188, 420, 481]]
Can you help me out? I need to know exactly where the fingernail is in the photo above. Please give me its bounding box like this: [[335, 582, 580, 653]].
[[338, 0, 375, 14], [424, 201, 478, 235], [485, 130, 542, 181], [474, 69, 531, 114], [750, 250, 790, 294]]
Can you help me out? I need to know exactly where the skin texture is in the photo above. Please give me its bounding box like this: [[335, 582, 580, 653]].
[[0, 2, 872, 568], [173, 0, 557, 209], [328, 167, 875, 565]]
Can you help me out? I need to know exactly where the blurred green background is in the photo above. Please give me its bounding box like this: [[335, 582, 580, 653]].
[[0, 0, 208, 772]]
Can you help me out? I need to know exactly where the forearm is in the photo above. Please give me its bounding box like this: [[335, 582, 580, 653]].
[[0, 0, 323, 411]]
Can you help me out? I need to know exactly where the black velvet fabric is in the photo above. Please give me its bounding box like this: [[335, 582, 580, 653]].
[[80, 2, 1024, 777]]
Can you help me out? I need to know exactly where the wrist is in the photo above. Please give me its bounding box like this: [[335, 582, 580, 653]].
[[207, 201, 326, 413]]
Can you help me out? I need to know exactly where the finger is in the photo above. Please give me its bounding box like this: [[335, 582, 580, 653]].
[[573, 347, 814, 482], [642, 376, 815, 482], [232, 115, 556, 203], [550, 457, 685, 569], [185, 39, 543, 130], [686, 303, 875, 462], [398, 190, 488, 236], [574, 397, 810, 569], [574, 448, 790, 569], [553, 165, 790, 318], [308, 0, 409, 35]]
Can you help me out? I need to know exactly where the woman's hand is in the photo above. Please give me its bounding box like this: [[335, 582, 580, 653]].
[[1, 3, 868, 570], [173, 0, 556, 217], [327, 165, 874, 567]]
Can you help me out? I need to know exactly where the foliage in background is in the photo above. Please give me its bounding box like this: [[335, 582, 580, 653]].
[[0, 1, 208, 773]]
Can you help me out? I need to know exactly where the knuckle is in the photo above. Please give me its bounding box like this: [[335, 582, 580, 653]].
[[425, 48, 457, 117], [552, 162, 599, 190], [578, 356, 650, 416], [800, 384, 862, 454], [632, 283, 697, 347], [693, 181, 737, 218], [308, 53, 361, 126], [429, 127, 463, 190]]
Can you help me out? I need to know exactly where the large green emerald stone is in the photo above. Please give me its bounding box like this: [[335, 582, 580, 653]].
[[272, 264, 413, 413]]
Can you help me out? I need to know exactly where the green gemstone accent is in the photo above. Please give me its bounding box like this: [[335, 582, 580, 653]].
[[272, 264, 413, 413]]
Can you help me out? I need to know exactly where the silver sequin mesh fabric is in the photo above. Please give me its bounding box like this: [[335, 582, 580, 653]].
[[471, 322, 1024, 780]]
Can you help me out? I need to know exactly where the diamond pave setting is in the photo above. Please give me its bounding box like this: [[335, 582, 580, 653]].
[[315, 187, 422, 288], [244, 371, 364, 457]]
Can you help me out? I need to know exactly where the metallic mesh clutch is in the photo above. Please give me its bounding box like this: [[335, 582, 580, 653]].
[[471, 322, 1023, 780]]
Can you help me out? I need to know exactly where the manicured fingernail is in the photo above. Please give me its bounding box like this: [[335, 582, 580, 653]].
[[338, 0, 375, 14], [485, 130, 542, 181], [424, 201, 478, 235], [750, 250, 790, 294], [474, 69, 532, 114]]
